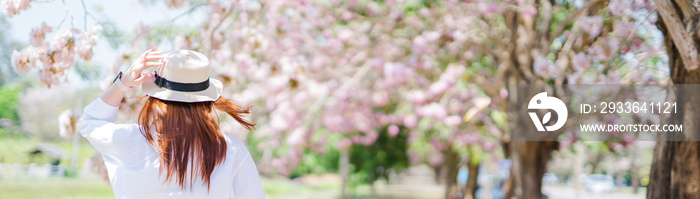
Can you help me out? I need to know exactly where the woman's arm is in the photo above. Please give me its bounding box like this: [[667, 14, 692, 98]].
[[100, 84, 126, 107], [102, 49, 163, 106], [78, 49, 163, 157]]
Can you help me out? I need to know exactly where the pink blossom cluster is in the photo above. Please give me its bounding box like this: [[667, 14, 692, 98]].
[[565, 0, 663, 85], [11, 46, 39, 73], [533, 56, 558, 79], [29, 22, 51, 47], [579, 16, 604, 37], [608, 0, 631, 16], [11, 23, 102, 86], [2, 0, 31, 17]]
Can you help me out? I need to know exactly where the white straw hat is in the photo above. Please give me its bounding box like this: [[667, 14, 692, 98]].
[[142, 50, 223, 103]]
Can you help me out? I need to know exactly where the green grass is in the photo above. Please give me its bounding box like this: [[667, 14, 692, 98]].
[[0, 176, 343, 199], [0, 177, 114, 199], [0, 137, 38, 164], [0, 177, 342, 199], [0, 136, 97, 169], [0, 175, 445, 199], [263, 176, 341, 199]]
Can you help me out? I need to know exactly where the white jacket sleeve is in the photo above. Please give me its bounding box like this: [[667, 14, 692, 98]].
[[78, 98, 140, 159]]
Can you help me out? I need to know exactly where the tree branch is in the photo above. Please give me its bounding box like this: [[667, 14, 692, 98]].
[[538, 0, 553, 50], [170, 3, 207, 23], [653, 0, 699, 70], [201, 1, 238, 51], [80, 0, 98, 31], [672, 0, 697, 20], [546, 0, 608, 50], [57, 0, 72, 29], [299, 58, 373, 133]]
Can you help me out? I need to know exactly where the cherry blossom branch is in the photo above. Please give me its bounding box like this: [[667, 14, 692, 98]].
[[505, 11, 534, 83], [297, 60, 373, 138], [554, 14, 584, 84], [547, 0, 609, 49], [80, 0, 97, 31], [481, 115, 505, 142], [204, 1, 238, 50], [57, 0, 73, 29], [537, 0, 553, 50], [169, 3, 207, 23], [622, 9, 655, 43]]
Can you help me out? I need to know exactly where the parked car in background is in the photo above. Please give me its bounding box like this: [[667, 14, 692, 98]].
[[584, 174, 615, 193], [542, 173, 560, 184]]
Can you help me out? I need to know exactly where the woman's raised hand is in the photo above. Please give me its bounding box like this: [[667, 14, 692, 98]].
[[122, 48, 164, 87]]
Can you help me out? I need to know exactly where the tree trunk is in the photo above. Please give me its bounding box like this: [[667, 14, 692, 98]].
[[500, 86, 561, 199], [501, 81, 561, 199], [573, 142, 585, 199], [69, 113, 80, 172], [462, 160, 480, 199], [444, 148, 460, 199], [649, 1, 700, 198], [505, 141, 559, 199], [649, 141, 700, 198], [495, 0, 610, 197], [340, 148, 350, 199], [630, 144, 640, 194], [588, 152, 603, 174], [434, 164, 444, 184], [631, 171, 639, 194]]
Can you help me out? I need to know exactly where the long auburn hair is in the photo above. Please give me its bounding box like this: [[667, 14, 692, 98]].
[[137, 96, 255, 190]]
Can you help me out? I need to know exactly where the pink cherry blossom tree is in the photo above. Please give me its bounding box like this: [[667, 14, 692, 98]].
[[449, 0, 664, 198], [5, 0, 668, 198]]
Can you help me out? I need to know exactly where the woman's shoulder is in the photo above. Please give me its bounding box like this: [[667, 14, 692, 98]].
[[222, 133, 251, 154], [222, 133, 254, 169]]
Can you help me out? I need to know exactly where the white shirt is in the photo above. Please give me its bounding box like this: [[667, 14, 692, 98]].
[[78, 98, 265, 199]]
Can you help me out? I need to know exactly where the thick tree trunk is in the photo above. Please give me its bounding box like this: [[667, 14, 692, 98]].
[[500, 83, 562, 199], [505, 141, 559, 199], [444, 148, 460, 199], [649, 141, 700, 198], [501, 79, 562, 199], [649, 1, 700, 198], [462, 160, 480, 199]]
